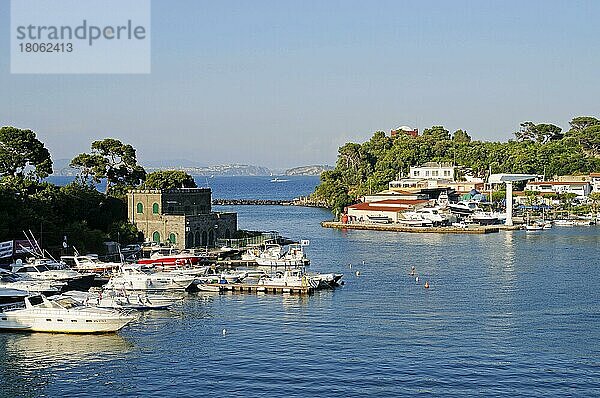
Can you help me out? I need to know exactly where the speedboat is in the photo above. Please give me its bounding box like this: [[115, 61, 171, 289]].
[[398, 212, 433, 227], [137, 248, 207, 268], [311, 273, 344, 288], [448, 201, 481, 215], [270, 177, 289, 183], [0, 272, 65, 295], [104, 265, 195, 292], [415, 207, 447, 226], [60, 290, 182, 310], [258, 268, 320, 289], [60, 255, 121, 276], [554, 219, 575, 226], [0, 295, 135, 333], [11, 259, 95, 291], [471, 211, 498, 226], [255, 244, 310, 267]]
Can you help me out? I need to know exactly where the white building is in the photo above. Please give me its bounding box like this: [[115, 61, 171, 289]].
[[591, 173, 600, 193], [524, 181, 592, 199], [409, 162, 455, 181]]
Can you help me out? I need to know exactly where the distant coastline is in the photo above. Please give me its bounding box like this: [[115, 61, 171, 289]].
[[52, 159, 333, 177]]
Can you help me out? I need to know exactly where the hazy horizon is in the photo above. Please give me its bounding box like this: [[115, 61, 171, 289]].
[[2, 0, 600, 168]]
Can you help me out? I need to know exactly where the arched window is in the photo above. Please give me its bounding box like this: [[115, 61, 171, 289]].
[[187, 232, 194, 247], [201, 231, 207, 246], [152, 203, 159, 214], [136, 202, 144, 214], [208, 230, 214, 247], [194, 231, 200, 246], [169, 233, 176, 244], [152, 231, 160, 242]]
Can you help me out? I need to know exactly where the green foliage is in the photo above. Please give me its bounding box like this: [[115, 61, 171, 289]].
[[71, 138, 146, 195], [569, 116, 600, 133], [145, 170, 197, 189], [453, 129, 471, 143], [422, 126, 450, 141], [0, 126, 53, 179], [313, 120, 600, 214], [0, 178, 137, 255], [515, 122, 563, 143]]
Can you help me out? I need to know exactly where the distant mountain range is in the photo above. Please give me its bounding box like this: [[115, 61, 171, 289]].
[[285, 165, 334, 176], [52, 158, 332, 177]]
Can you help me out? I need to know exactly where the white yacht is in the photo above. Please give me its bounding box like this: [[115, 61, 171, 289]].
[[60, 255, 122, 275], [398, 212, 434, 227], [258, 269, 320, 289], [60, 290, 182, 310], [256, 244, 309, 267], [0, 272, 65, 295], [448, 201, 481, 215], [104, 265, 195, 292], [0, 295, 135, 333], [243, 243, 310, 267], [415, 207, 447, 225], [11, 259, 95, 291]]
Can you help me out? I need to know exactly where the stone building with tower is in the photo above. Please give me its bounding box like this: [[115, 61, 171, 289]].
[[127, 188, 237, 249]]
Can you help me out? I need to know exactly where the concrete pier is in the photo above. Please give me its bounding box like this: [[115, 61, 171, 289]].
[[321, 221, 505, 234]]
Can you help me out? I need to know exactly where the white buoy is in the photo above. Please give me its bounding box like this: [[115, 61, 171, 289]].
[[349, 263, 352, 268], [362, 260, 365, 265], [222, 328, 227, 335], [415, 276, 419, 283], [355, 271, 360, 276]]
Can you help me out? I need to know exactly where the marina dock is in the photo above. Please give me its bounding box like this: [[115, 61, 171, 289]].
[[200, 283, 315, 295], [321, 221, 509, 234]]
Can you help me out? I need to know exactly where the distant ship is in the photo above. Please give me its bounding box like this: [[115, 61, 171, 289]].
[[270, 177, 289, 183]]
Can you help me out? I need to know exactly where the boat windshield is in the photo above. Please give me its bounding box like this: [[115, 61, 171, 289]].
[[52, 297, 82, 309]]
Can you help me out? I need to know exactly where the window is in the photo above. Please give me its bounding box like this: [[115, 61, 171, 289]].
[[152, 231, 161, 242], [136, 202, 144, 214], [152, 203, 159, 214], [169, 233, 176, 244]]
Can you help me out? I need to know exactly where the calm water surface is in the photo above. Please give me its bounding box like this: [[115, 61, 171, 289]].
[[3, 178, 600, 397]]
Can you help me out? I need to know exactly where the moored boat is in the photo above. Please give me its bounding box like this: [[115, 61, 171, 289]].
[[0, 295, 135, 333]]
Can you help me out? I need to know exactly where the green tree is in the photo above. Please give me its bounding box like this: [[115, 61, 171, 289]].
[[569, 116, 600, 133], [0, 126, 53, 179], [570, 125, 600, 157], [534, 124, 563, 143], [422, 126, 450, 141], [515, 122, 536, 141], [71, 138, 146, 195], [145, 170, 197, 189], [453, 129, 471, 143]]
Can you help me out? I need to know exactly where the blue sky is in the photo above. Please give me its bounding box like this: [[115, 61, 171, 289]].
[[1, 0, 599, 169]]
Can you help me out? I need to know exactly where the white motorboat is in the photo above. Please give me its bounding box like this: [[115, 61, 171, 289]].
[[311, 273, 344, 288], [525, 224, 544, 231], [398, 212, 433, 227], [448, 201, 481, 215], [258, 269, 320, 289], [0, 295, 135, 333], [554, 219, 575, 226], [60, 291, 182, 310], [415, 207, 447, 226], [104, 265, 195, 292], [244, 243, 310, 267], [0, 272, 65, 295], [471, 211, 499, 226], [270, 177, 289, 183], [11, 259, 95, 291], [194, 269, 248, 284], [60, 255, 121, 275]]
